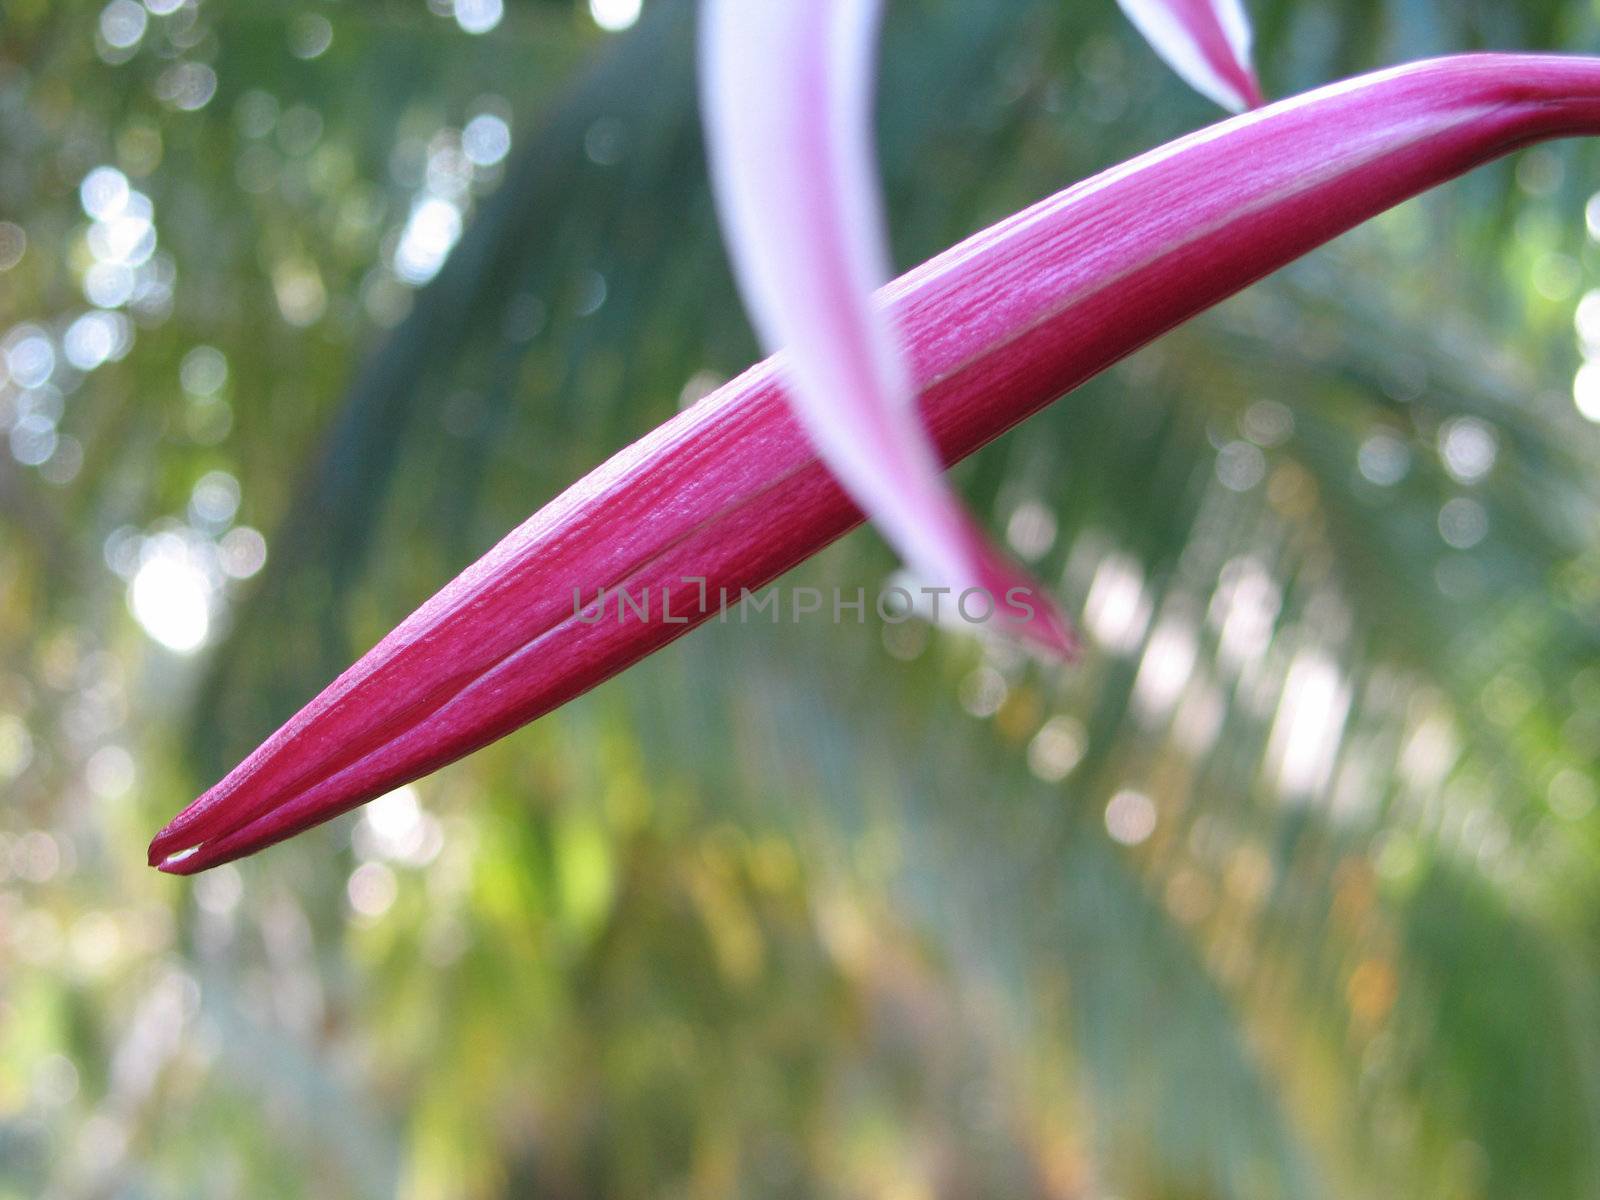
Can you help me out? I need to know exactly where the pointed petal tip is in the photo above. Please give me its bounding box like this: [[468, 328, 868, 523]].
[[148, 788, 247, 873], [1010, 596, 1081, 662], [149, 814, 209, 872], [147, 828, 180, 868], [148, 830, 200, 873], [150, 823, 256, 875], [1116, 0, 1262, 113], [962, 534, 1080, 662], [1024, 602, 1083, 663], [1239, 71, 1266, 110], [147, 809, 201, 867]]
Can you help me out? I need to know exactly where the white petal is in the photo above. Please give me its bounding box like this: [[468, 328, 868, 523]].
[[1116, 0, 1263, 112], [699, 0, 1075, 654]]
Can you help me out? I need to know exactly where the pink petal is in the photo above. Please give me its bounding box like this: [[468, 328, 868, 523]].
[[152, 53, 1600, 873], [698, 0, 1075, 657], [1117, 0, 1264, 111]]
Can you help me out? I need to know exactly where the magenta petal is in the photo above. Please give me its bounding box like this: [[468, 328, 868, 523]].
[[152, 54, 1600, 873], [1117, 0, 1264, 111], [698, 0, 1075, 656]]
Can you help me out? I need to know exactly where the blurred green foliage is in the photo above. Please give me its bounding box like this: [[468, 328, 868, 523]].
[[5, 0, 1600, 1196]]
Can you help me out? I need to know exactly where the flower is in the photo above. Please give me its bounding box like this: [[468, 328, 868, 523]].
[[151, 52, 1600, 872]]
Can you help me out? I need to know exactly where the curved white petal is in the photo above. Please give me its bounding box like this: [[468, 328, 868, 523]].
[[1116, 0, 1263, 112], [698, 0, 1075, 655]]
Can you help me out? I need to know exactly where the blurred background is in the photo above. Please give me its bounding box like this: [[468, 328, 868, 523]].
[[5, 0, 1600, 1196]]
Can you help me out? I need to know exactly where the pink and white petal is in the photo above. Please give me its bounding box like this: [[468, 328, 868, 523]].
[[698, 0, 1075, 657], [1116, 0, 1264, 112]]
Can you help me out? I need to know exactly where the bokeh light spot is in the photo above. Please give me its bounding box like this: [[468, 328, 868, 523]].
[[462, 113, 511, 167], [590, 0, 642, 32], [454, 0, 503, 35], [1105, 790, 1157, 846], [128, 538, 213, 653]]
